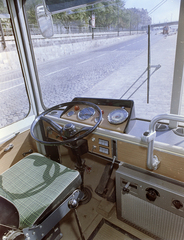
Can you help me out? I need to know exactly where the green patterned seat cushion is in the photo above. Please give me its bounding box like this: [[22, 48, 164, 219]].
[[0, 153, 81, 229], [0, 187, 14, 203]]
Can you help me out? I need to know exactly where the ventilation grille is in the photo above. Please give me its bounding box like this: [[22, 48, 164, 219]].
[[120, 193, 184, 240]]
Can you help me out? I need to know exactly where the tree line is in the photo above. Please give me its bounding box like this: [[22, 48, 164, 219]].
[[51, 1, 151, 31], [0, 0, 151, 32]]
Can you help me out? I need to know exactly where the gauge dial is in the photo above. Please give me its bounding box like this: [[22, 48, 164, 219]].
[[108, 108, 128, 125], [67, 110, 75, 117], [78, 107, 95, 120]]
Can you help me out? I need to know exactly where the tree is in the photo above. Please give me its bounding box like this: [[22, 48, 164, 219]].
[[0, 0, 8, 14], [52, 8, 87, 33], [22, 0, 151, 34], [85, 1, 125, 29], [24, 0, 41, 25], [125, 7, 151, 31]]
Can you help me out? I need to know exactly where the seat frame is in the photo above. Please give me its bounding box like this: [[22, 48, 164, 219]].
[[23, 189, 83, 240]]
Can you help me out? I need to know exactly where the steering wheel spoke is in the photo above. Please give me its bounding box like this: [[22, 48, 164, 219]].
[[40, 116, 63, 135]]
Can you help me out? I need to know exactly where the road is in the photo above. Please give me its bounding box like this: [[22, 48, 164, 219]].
[[0, 32, 176, 128], [37, 33, 162, 106]]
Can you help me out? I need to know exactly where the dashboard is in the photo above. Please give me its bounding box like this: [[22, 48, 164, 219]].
[[63, 97, 135, 134], [44, 97, 135, 159], [43, 97, 184, 183]]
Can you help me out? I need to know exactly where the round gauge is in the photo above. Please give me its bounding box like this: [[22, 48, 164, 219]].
[[67, 110, 75, 117], [78, 107, 95, 120], [108, 108, 128, 125]]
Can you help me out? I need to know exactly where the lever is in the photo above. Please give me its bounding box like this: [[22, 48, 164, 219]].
[[123, 182, 131, 193], [22, 149, 33, 157], [68, 198, 85, 240], [4, 143, 14, 152]]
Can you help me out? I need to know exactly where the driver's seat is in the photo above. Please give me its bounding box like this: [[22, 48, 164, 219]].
[[0, 153, 83, 239]]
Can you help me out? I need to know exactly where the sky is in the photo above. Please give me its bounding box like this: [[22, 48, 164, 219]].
[[124, 0, 180, 24]]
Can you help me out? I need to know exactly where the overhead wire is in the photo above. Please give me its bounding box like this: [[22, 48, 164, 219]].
[[148, 0, 167, 14], [148, 0, 168, 15]]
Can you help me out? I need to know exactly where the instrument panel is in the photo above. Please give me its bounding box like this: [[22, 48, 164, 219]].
[[61, 98, 135, 134]]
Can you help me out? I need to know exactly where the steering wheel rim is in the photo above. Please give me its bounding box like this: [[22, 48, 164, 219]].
[[30, 101, 102, 146]]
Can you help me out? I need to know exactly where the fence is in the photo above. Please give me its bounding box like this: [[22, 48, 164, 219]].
[[0, 21, 144, 36]]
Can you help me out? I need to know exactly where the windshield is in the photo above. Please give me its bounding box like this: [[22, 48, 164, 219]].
[[24, 0, 180, 120]]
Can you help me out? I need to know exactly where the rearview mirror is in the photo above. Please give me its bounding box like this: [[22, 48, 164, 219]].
[[36, 4, 54, 38]]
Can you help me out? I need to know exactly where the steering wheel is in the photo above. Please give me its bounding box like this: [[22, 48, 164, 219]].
[[30, 101, 102, 146]]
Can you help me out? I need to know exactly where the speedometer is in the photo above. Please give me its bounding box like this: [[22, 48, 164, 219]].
[[108, 108, 128, 125], [78, 107, 95, 120]]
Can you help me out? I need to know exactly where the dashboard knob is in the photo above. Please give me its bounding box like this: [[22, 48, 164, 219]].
[[146, 188, 159, 202], [172, 200, 183, 209]]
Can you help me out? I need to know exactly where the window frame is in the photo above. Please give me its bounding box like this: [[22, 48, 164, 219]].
[[170, 0, 184, 128]]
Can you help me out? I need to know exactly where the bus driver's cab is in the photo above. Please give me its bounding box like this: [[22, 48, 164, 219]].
[[0, 0, 184, 239]]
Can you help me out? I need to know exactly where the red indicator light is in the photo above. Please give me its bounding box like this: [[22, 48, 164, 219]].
[[74, 105, 80, 111]]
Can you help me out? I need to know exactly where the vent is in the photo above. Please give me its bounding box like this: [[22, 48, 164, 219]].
[[120, 194, 184, 240], [116, 165, 184, 240]]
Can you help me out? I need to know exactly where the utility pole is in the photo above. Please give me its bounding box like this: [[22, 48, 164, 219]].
[[117, 0, 119, 36], [91, 12, 95, 39], [147, 25, 151, 103]]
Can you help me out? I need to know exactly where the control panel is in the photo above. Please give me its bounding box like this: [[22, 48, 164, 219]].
[[116, 164, 184, 217], [86, 134, 113, 158]]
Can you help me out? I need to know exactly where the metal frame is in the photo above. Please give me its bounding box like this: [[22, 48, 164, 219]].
[[142, 113, 184, 170], [170, 0, 184, 128], [23, 189, 83, 240]]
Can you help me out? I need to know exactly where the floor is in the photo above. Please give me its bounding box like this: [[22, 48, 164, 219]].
[[58, 152, 155, 240], [59, 195, 155, 240]]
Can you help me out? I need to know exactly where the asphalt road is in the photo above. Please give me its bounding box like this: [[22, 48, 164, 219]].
[[0, 32, 174, 128], [37, 33, 162, 107]]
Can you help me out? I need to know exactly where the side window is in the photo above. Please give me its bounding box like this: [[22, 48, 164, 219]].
[[0, 0, 30, 129]]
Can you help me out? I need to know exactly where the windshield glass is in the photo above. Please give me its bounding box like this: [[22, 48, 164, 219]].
[[24, 0, 180, 120]]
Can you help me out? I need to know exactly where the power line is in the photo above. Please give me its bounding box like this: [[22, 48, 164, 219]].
[[148, 0, 167, 15], [148, 0, 167, 14]]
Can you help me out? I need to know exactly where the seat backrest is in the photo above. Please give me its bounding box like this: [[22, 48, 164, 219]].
[[0, 195, 19, 239]]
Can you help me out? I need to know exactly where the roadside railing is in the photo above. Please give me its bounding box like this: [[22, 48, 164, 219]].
[[1, 25, 146, 52]]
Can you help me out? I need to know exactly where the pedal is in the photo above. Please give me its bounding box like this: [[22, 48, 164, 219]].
[[95, 163, 113, 197]]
